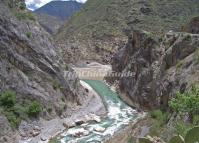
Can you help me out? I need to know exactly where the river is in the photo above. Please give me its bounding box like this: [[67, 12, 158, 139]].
[[53, 80, 143, 143]]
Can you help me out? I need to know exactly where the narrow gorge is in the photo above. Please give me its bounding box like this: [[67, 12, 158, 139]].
[[0, 0, 199, 143]]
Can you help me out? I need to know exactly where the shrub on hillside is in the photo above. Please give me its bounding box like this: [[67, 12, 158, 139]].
[[150, 109, 169, 125], [27, 101, 42, 117], [169, 84, 199, 121], [0, 90, 16, 107], [15, 12, 36, 21], [0, 90, 42, 128]]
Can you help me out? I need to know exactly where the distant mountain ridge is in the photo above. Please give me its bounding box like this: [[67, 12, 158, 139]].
[[34, 1, 83, 20]]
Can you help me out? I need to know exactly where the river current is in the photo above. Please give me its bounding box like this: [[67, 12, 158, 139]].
[[56, 80, 142, 143]]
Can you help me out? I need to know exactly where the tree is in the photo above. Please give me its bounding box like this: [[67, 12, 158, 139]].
[[169, 85, 199, 122]]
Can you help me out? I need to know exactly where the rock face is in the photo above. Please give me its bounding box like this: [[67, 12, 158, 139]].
[[0, 115, 19, 143], [110, 30, 199, 109], [0, 0, 86, 141]]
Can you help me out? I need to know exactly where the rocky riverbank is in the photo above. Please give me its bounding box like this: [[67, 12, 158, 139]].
[[19, 80, 106, 143]]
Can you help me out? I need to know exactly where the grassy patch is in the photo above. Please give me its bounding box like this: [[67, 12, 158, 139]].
[[15, 12, 36, 21], [49, 138, 60, 143], [176, 60, 183, 71], [194, 49, 199, 64], [149, 109, 170, 136], [150, 109, 169, 125], [65, 64, 69, 70], [174, 120, 193, 137], [52, 80, 61, 91], [127, 136, 136, 143]]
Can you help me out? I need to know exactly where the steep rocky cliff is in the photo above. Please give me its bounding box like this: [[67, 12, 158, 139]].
[[110, 30, 199, 110], [55, 0, 199, 63], [0, 1, 85, 142]]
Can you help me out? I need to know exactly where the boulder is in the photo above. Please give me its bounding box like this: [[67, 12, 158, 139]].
[[40, 136, 47, 141], [67, 128, 89, 137], [75, 119, 85, 126], [63, 120, 76, 128], [89, 114, 101, 123], [94, 126, 106, 132]]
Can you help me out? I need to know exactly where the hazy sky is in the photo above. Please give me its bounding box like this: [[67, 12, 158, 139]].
[[25, 0, 87, 11]]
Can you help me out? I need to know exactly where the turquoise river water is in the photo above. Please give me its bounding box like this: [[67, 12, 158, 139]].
[[56, 80, 142, 143]]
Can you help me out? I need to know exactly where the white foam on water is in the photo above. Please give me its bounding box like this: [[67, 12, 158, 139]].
[[59, 81, 142, 143]]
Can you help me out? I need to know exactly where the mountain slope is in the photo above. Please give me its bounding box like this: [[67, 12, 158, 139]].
[[34, 1, 83, 34], [34, 1, 83, 20], [55, 0, 199, 63], [36, 13, 64, 34]]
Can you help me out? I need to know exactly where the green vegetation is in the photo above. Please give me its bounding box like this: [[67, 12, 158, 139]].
[[184, 34, 192, 42], [139, 137, 153, 143], [52, 80, 62, 90], [139, 126, 199, 143], [61, 96, 65, 102], [19, 3, 26, 10], [176, 61, 183, 71], [194, 49, 199, 64], [169, 85, 199, 121], [169, 135, 184, 143], [0, 90, 42, 128], [27, 101, 42, 117], [56, 0, 199, 43], [184, 126, 199, 143], [49, 138, 60, 143], [65, 64, 69, 70], [127, 136, 137, 143], [15, 12, 36, 21], [168, 85, 199, 137], [174, 121, 193, 137], [149, 109, 169, 136], [150, 109, 168, 123], [26, 32, 32, 38], [146, 85, 199, 142], [0, 90, 16, 107]]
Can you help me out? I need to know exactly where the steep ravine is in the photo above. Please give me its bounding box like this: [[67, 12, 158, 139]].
[[52, 80, 144, 143]]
